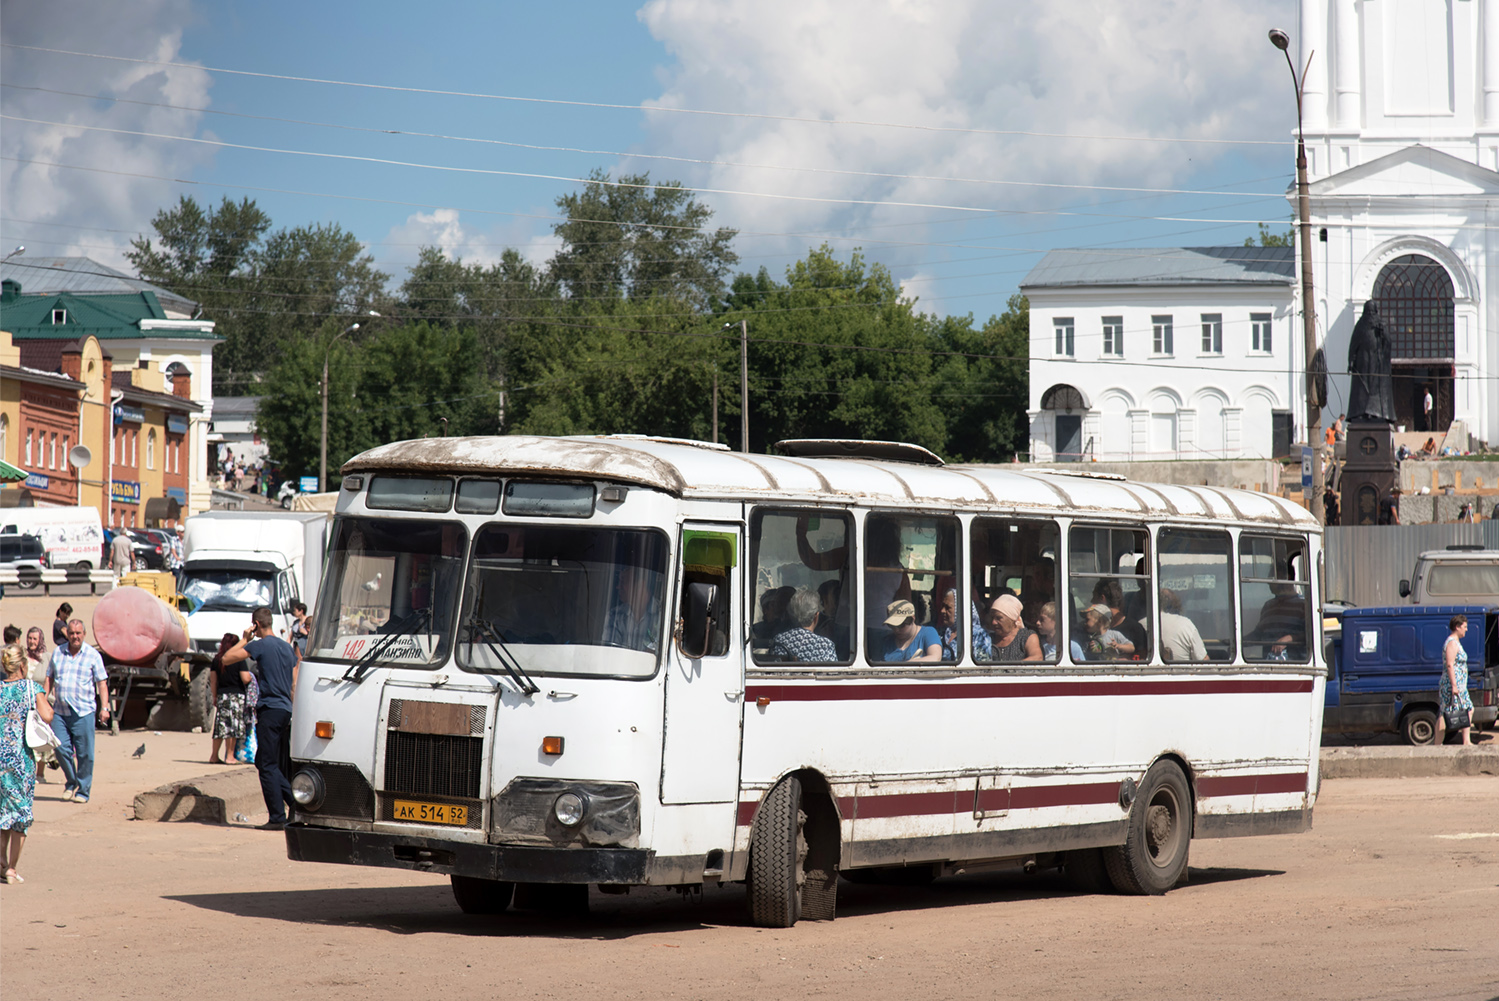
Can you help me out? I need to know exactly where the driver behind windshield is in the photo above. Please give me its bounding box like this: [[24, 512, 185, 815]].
[[605, 565, 661, 653]]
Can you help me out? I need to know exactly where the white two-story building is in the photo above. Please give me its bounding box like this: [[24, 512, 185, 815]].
[[1026, 0, 1499, 462]]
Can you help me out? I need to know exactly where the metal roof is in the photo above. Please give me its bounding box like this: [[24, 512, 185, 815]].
[[343, 435, 1318, 528], [1021, 246, 1294, 289], [1, 257, 198, 315]]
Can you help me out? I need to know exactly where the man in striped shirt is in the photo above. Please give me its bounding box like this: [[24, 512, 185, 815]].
[[45, 619, 110, 804]]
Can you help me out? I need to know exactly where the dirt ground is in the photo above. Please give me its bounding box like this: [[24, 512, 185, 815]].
[[1, 730, 1496, 1001]]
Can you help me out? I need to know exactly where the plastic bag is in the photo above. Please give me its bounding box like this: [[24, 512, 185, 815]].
[[235, 723, 258, 764]]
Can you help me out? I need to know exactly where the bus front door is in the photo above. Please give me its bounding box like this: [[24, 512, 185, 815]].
[[660, 523, 745, 805]]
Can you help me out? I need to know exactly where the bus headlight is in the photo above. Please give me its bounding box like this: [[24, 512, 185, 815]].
[[553, 791, 588, 827], [291, 768, 326, 811]]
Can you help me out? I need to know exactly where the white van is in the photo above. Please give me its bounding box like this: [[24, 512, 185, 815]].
[[1399, 546, 1499, 604], [0, 506, 105, 569]]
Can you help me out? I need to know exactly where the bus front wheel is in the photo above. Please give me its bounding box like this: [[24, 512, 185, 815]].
[[746, 775, 806, 927], [450, 875, 514, 914], [1104, 760, 1191, 895]]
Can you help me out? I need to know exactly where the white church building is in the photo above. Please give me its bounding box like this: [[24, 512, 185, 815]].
[[1025, 0, 1499, 462]]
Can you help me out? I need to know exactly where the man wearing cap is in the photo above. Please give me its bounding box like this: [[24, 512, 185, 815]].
[[981, 594, 1041, 662], [880, 599, 942, 663]]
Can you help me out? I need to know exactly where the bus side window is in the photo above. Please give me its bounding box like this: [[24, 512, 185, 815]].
[[749, 509, 854, 665], [1240, 535, 1310, 663], [970, 518, 1059, 663], [863, 513, 958, 665], [1157, 528, 1233, 663], [679, 531, 734, 658], [1068, 526, 1151, 664]]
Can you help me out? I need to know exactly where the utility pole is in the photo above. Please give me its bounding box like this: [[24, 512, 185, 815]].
[[739, 319, 749, 453], [1270, 28, 1324, 523]]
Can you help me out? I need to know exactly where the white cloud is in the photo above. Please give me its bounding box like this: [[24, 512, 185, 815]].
[[0, 0, 213, 270], [636, 0, 1294, 274], [377, 208, 561, 277]]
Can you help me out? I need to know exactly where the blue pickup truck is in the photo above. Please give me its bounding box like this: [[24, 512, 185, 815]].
[[1324, 605, 1499, 744]]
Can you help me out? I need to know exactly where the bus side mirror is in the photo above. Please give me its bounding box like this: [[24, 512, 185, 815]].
[[1398, 580, 1410, 598], [677, 582, 718, 660]]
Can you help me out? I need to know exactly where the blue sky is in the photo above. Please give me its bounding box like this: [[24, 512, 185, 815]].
[[2, 0, 1299, 324]]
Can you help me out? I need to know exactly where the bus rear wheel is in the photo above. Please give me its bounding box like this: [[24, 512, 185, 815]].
[[450, 875, 514, 914], [746, 775, 806, 927], [1104, 760, 1191, 895]]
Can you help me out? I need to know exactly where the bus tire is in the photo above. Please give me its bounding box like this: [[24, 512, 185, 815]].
[[450, 875, 514, 914], [1104, 760, 1191, 895], [188, 669, 214, 734], [1401, 708, 1438, 746], [1062, 848, 1113, 894], [746, 775, 805, 927]]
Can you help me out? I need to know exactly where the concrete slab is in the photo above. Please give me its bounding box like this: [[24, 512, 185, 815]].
[[1319, 744, 1499, 779], [133, 765, 263, 824]]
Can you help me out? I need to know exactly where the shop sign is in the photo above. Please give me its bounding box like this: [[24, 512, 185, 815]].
[[24, 473, 49, 490], [114, 404, 145, 424], [111, 479, 142, 504], [167, 415, 189, 434]]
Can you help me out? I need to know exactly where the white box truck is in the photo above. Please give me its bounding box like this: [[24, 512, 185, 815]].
[[181, 511, 329, 657], [0, 505, 105, 569]]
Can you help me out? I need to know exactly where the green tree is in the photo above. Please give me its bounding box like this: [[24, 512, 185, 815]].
[[549, 169, 738, 310], [1244, 222, 1294, 247]]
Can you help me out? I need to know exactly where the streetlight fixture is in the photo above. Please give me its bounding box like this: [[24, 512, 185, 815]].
[[1268, 27, 1323, 524], [320, 311, 380, 492], [722, 319, 749, 453], [3, 245, 24, 260]]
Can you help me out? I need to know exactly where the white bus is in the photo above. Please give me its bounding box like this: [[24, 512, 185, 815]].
[[283, 435, 1325, 925]]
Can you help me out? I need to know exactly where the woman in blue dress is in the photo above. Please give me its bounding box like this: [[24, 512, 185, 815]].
[[1438, 614, 1473, 746], [2, 643, 55, 883]]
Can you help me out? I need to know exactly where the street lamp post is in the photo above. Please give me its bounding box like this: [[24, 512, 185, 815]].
[[319, 311, 379, 492], [722, 319, 750, 453], [1269, 27, 1324, 524]]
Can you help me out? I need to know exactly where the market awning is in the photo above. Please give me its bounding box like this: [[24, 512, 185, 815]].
[[0, 459, 27, 483], [143, 496, 182, 524]]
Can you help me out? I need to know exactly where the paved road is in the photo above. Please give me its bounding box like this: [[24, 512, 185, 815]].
[[3, 732, 1496, 1001]]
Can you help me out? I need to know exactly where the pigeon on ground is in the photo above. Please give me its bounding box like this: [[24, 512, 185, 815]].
[[132, 743, 146, 758]]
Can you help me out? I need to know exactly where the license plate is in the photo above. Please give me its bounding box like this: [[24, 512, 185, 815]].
[[392, 800, 468, 826]]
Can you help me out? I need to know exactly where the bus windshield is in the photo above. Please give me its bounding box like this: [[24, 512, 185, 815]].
[[309, 517, 468, 666], [457, 524, 668, 679]]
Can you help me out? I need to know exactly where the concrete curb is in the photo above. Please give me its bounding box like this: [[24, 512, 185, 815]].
[[133, 766, 264, 823], [1320, 745, 1499, 779]]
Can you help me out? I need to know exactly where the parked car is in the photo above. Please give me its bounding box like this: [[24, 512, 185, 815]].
[[125, 528, 168, 570], [277, 479, 299, 509], [1398, 546, 1499, 604], [1324, 604, 1499, 744], [0, 531, 47, 588]]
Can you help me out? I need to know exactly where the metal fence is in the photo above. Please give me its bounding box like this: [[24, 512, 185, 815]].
[[1323, 522, 1499, 607]]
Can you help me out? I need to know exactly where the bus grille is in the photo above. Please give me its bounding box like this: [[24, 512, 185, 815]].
[[382, 730, 484, 799], [311, 762, 375, 821]]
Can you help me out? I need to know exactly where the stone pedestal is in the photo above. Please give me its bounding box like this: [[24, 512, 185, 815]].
[[1341, 421, 1397, 525]]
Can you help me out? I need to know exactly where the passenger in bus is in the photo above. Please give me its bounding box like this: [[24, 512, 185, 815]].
[[880, 600, 942, 662], [767, 589, 838, 663], [1091, 579, 1144, 658], [1157, 589, 1207, 662], [1079, 603, 1129, 661], [980, 594, 1041, 662], [1253, 581, 1307, 660], [1020, 560, 1055, 608], [752, 586, 795, 648], [933, 582, 960, 661], [814, 580, 842, 642], [604, 565, 662, 653], [1033, 601, 1059, 660]]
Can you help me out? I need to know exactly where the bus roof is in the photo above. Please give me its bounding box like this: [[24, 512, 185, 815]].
[[343, 435, 1317, 529]]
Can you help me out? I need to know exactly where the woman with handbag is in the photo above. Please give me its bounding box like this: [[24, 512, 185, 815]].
[[1, 642, 57, 884], [24, 628, 56, 783], [207, 633, 250, 765], [1437, 614, 1474, 746]]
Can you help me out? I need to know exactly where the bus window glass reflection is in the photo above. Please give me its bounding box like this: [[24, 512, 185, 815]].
[[864, 513, 958, 665], [1068, 526, 1152, 663], [1240, 535, 1310, 662], [752, 509, 853, 664], [970, 518, 1059, 663], [1157, 528, 1234, 662]]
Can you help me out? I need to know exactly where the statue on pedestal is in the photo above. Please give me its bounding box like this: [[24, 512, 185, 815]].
[[1347, 301, 1395, 424]]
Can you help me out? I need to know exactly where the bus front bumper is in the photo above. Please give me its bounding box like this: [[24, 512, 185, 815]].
[[285, 824, 653, 885]]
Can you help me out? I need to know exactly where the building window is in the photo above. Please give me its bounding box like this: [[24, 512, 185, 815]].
[[62, 436, 70, 470], [52, 308, 67, 325], [1200, 313, 1222, 354], [50, 433, 58, 470], [1251, 313, 1273, 353], [1101, 316, 1123, 358], [24, 428, 32, 467], [147, 430, 156, 470], [1152, 315, 1174, 356], [1053, 317, 1075, 358], [130, 430, 137, 467]]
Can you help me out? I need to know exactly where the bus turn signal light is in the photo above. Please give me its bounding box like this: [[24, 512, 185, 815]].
[[542, 736, 565, 755], [756, 696, 770, 708], [315, 721, 335, 739]]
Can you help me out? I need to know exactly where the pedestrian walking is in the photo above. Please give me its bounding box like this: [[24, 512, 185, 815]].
[[1437, 614, 1473, 745], [1, 643, 55, 884], [110, 530, 134, 581], [222, 606, 299, 830], [23, 628, 55, 783], [44, 620, 110, 804], [51, 603, 72, 649]]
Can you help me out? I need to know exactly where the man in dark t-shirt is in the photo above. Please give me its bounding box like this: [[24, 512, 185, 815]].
[[224, 605, 300, 830]]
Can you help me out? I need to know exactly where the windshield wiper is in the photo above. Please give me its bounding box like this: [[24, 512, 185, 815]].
[[343, 608, 433, 684], [465, 616, 540, 696]]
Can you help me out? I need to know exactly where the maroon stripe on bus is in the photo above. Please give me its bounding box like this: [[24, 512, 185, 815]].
[[1197, 771, 1308, 798], [737, 780, 1121, 826], [744, 678, 1313, 703]]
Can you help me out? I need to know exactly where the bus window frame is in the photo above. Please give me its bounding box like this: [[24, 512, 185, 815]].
[[863, 511, 961, 668], [1066, 522, 1154, 664], [1155, 525, 1237, 665], [748, 506, 857, 669], [1238, 532, 1313, 665], [969, 515, 1060, 665]]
